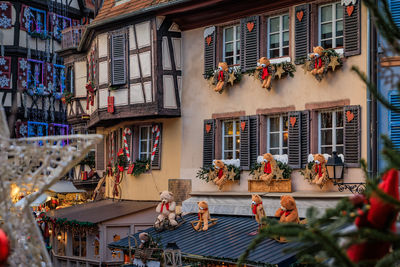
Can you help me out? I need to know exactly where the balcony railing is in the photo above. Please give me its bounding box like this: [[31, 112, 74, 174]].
[[61, 25, 85, 50]]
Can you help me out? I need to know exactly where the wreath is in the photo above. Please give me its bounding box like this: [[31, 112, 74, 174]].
[[303, 48, 343, 81], [203, 65, 242, 94]]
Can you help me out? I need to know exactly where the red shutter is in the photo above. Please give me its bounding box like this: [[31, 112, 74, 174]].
[[107, 96, 114, 113], [0, 2, 12, 29], [17, 58, 28, 89], [0, 56, 11, 89]]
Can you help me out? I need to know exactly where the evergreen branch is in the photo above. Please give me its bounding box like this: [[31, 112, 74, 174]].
[[375, 249, 400, 267]]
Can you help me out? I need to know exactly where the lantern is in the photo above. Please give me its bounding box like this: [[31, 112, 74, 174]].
[[163, 242, 182, 267], [326, 151, 344, 183]]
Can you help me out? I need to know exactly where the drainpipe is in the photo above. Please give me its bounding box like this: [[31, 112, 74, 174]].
[[367, 1, 378, 177]]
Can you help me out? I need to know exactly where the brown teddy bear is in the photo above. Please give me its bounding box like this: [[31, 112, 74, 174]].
[[274, 195, 300, 224], [214, 62, 229, 92], [155, 191, 177, 228], [194, 201, 211, 231], [213, 160, 228, 190], [251, 194, 266, 225], [259, 153, 277, 184], [310, 46, 325, 76], [256, 57, 272, 89], [312, 154, 328, 186]]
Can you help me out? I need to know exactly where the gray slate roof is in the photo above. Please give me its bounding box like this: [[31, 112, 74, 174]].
[[109, 214, 298, 266]]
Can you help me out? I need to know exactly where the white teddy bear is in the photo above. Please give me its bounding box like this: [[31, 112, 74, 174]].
[[155, 191, 177, 227]]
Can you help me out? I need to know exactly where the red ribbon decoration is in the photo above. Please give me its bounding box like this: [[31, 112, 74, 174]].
[[198, 208, 208, 219], [217, 168, 224, 179], [280, 210, 292, 217], [160, 203, 170, 213], [315, 57, 322, 69], [218, 70, 224, 81], [315, 163, 322, 178], [252, 203, 262, 215], [264, 162, 272, 174], [261, 67, 269, 80]]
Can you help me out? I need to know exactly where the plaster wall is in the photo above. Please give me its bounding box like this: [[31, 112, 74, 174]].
[[179, 4, 369, 192]]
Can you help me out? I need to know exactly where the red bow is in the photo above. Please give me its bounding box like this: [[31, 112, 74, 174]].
[[217, 169, 224, 179], [280, 210, 292, 217], [261, 67, 269, 80], [315, 57, 322, 69], [264, 162, 272, 174], [252, 203, 261, 215], [198, 208, 208, 220], [218, 70, 224, 81], [160, 203, 170, 213], [315, 163, 322, 177]]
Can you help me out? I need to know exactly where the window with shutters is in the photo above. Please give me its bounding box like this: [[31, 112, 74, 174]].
[[268, 14, 289, 58], [318, 109, 344, 155], [139, 126, 152, 160], [267, 115, 288, 155], [110, 33, 126, 86], [319, 3, 344, 49], [222, 120, 240, 159], [223, 25, 241, 66]]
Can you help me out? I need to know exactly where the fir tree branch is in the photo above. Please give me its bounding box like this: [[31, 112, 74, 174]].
[[375, 249, 400, 267]]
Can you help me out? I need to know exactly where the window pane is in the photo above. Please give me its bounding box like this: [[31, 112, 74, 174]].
[[336, 4, 343, 19], [235, 149, 240, 160], [270, 148, 279, 155], [336, 20, 343, 37], [282, 47, 289, 57], [236, 137, 240, 147], [235, 121, 240, 135], [225, 43, 233, 59], [336, 129, 344, 145], [283, 132, 288, 148], [321, 129, 332, 146], [269, 33, 279, 49], [270, 133, 279, 148], [336, 111, 344, 127], [140, 140, 148, 153], [321, 5, 332, 22], [270, 49, 280, 58], [236, 41, 241, 58], [224, 151, 233, 159], [225, 27, 233, 42], [321, 23, 333, 39], [336, 37, 343, 47], [283, 15, 289, 30], [283, 116, 288, 131], [224, 136, 233, 151], [321, 146, 333, 155], [81, 233, 86, 257], [72, 234, 80, 256], [140, 127, 148, 139], [321, 112, 333, 128], [283, 31, 289, 47], [282, 148, 288, 155], [236, 25, 240, 39], [270, 117, 280, 132], [322, 39, 333, 49], [336, 145, 344, 155], [226, 57, 233, 66], [224, 121, 233, 136], [270, 17, 280, 32]]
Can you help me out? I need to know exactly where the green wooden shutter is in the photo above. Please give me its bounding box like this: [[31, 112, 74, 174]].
[[344, 1, 361, 57], [203, 119, 215, 168], [96, 135, 105, 172], [111, 33, 126, 85], [151, 123, 162, 170], [240, 16, 260, 71], [294, 4, 310, 64], [344, 105, 361, 167], [204, 26, 216, 75], [288, 111, 302, 168], [301, 110, 310, 168]]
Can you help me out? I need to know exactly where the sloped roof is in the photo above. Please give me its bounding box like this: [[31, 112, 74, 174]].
[[48, 199, 158, 223], [93, 0, 173, 23], [109, 214, 298, 266]]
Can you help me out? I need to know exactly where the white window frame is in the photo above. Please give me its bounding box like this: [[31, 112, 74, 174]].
[[318, 109, 344, 154], [222, 120, 240, 160], [139, 125, 152, 160], [267, 115, 288, 155], [222, 25, 240, 65], [318, 2, 344, 49], [267, 14, 290, 58]]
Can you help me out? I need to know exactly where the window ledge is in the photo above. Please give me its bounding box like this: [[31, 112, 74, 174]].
[[269, 57, 291, 64]]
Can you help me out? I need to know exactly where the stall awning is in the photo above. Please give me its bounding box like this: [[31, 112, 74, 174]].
[[15, 192, 50, 207]]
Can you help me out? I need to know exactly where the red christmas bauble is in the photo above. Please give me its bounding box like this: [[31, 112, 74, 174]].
[[0, 229, 10, 264]]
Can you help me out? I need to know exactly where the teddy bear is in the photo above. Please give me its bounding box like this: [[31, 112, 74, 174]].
[[312, 154, 328, 186], [251, 194, 266, 226], [310, 46, 325, 76], [212, 160, 228, 190], [274, 195, 300, 224], [256, 57, 272, 89], [214, 62, 229, 92], [155, 191, 177, 228], [138, 232, 150, 249], [194, 201, 211, 231], [259, 153, 277, 184]]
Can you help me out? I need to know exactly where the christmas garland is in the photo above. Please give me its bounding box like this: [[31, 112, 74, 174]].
[[61, 91, 74, 104], [300, 161, 316, 185], [203, 66, 242, 94], [302, 48, 343, 82], [80, 151, 95, 168], [130, 158, 151, 177], [39, 213, 98, 233], [250, 161, 292, 180], [249, 61, 296, 80], [114, 149, 128, 175], [196, 164, 240, 182]]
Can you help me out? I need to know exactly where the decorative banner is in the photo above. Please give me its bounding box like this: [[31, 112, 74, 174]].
[[241, 121, 246, 131], [205, 124, 211, 133], [17, 58, 28, 89], [0, 2, 12, 29], [346, 110, 354, 122], [0, 56, 11, 89], [122, 128, 131, 162], [151, 125, 160, 162], [246, 21, 254, 32], [290, 117, 297, 127], [296, 10, 304, 22], [107, 96, 114, 113], [346, 5, 354, 16]]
